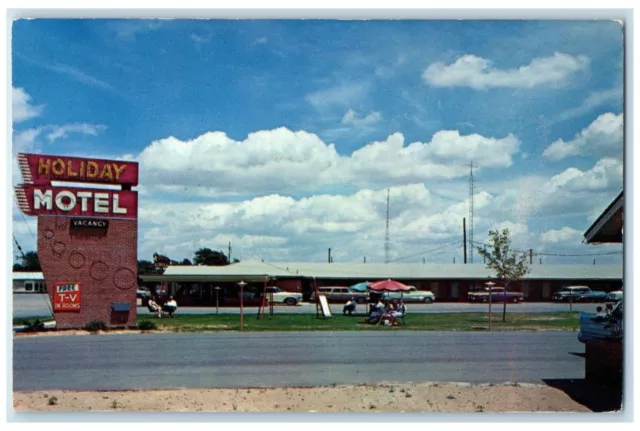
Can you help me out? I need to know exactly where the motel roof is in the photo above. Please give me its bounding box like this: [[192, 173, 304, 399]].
[[12, 272, 45, 281], [139, 260, 623, 283], [584, 191, 624, 244]]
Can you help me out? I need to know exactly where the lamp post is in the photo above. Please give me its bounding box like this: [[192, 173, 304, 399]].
[[238, 281, 247, 332], [485, 280, 495, 331], [214, 286, 221, 315]]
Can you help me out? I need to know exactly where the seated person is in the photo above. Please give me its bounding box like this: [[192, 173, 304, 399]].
[[343, 297, 357, 315], [162, 296, 178, 318], [593, 306, 608, 320], [367, 299, 385, 323], [390, 300, 406, 319], [147, 298, 162, 318]]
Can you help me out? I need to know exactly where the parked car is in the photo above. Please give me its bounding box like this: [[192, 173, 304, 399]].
[[552, 285, 591, 302], [310, 286, 369, 303], [381, 286, 435, 303], [266, 286, 303, 306], [575, 291, 608, 303], [605, 290, 623, 303], [468, 287, 524, 303], [578, 300, 623, 343]]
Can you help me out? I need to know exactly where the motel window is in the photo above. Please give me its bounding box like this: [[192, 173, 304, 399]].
[[25, 282, 33, 291]]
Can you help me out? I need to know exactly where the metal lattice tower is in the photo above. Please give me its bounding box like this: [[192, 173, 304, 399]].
[[468, 162, 477, 263], [385, 189, 390, 263]]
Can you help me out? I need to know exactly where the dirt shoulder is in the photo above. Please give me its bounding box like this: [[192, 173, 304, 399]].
[[14, 382, 594, 413]]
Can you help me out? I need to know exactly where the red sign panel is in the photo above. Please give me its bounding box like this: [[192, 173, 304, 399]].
[[53, 282, 81, 311], [14, 185, 138, 219], [17, 153, 139, 186]]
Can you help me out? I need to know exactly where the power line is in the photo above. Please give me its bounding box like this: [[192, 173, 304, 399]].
[[387, 240, 462, 263], [471, 240, 623, 257], [468, 161, 477, 264]]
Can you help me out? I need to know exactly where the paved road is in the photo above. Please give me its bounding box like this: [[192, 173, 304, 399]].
[[13, 331, 584, 391], [13, 293, 601, 319]]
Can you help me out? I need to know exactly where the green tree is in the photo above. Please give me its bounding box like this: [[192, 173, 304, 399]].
[[476, 229, 530, 323], [13, 251, 41, 272], [193, 248, 229, 266], [181, 258, 192, 265], [137, 260, 159, 275]]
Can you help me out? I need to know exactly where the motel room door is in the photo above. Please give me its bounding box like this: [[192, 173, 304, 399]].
[[542, 282, 551, 300]]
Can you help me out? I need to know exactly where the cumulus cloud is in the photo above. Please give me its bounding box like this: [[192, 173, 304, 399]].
[[422, 52, 590, 90], [540, 226, 584, 244], [543, 113, 623, 160], [12, 87, 44, 123], [190, 33, 212, 44], [135, 127, 520, 195]]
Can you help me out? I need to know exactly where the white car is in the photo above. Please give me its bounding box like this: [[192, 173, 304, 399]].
[[381, 286, 435, 303], [267, 287, 303, 306]]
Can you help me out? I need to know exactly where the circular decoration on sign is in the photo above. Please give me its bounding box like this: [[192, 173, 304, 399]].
[[44, 230, 55, 240], [113, 267, 137, 290], [68, 252, 86, 269], [52, 241, 66, 258], [90, 261, 110, 281]]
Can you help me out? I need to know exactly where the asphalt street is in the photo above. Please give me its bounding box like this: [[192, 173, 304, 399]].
[[13, 293, 601, 319], [13, 331, 585, 391]]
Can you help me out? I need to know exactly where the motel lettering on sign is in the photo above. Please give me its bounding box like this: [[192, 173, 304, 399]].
[[17, 153, 139, 186], [53, 282, 81, 311], [14, 185, 138, 219]]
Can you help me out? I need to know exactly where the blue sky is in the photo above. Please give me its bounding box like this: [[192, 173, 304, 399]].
[[11, 19, 624, 265]]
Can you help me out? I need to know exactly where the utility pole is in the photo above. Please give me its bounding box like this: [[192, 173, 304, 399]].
[[228, 242, 232, 262], [364, 256, 366, 263], [328, 248, 332, 263], [468, 162, 477, 263], [453, 257, 456, 264], [529, 249, 533, 265], [385, 189, 390, 263], [463, 217, 467, 264]]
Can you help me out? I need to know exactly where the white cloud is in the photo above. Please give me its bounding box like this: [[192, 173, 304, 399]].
[[422, 52, 590, 90], [543, 113, 623, 160], [254, 36, 268, 44], [306, 82, 370, 109], [135, 127, 520, 195], [540, 226, 584, 244], [46, 123, 107, 142], [12, 87, 44, 123], [341, 109, 382, 127], [190, 33, 212, 44], [554, 88, 622, 124]]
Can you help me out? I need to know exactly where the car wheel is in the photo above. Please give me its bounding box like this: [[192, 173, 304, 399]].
[[356, 297, 366, 304], [423, 297, 433, 303], [512, 298, 520, 303], [482, 297, 488, 303], [284, 298, 297, 306]]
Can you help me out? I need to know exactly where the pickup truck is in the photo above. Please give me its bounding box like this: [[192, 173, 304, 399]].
[[381, 286, 435, 303], [468, 287, 524, 303]]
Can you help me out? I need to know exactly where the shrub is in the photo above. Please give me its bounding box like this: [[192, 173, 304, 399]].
[[48, 396, 58, 406], [137, 321, 157, 331], [83, 320, 109, 332], [22, 319, 45, 332]]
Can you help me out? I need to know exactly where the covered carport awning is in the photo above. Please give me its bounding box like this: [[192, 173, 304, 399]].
[[584, 191, 623, 244]]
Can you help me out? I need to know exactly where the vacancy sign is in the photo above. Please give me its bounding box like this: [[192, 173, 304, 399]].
[[53, 282, 81, 311]]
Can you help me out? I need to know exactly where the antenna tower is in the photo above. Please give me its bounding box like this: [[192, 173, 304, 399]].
[[468, 162, 477, 263], [385, 189, 390, 263]]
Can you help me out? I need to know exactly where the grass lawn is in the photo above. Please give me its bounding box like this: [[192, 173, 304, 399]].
[[135, 312, 581, 332], [14, 312, 581, 332]]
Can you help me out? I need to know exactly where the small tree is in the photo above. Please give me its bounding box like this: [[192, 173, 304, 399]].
[[476, 229, 530, 322]]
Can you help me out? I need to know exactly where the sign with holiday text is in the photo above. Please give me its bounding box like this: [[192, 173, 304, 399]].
[[17, 153, 139, 186], [14, 184, 138, 219], [53, 282, 81, 311]]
